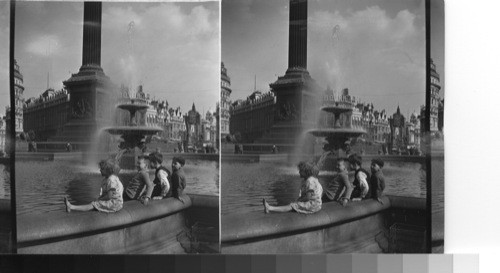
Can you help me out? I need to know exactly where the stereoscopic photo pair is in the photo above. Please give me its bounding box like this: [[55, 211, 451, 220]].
[[0, 0, 444, 254]]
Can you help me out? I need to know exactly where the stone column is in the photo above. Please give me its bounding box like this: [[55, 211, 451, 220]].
[[81, 2, 102, 68], [288, 0, 307, 70]]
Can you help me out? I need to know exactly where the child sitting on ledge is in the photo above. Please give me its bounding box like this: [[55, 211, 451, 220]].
[[149, 152, 171, 200], [64, 159, 123, 213], [171, 157, 189, 203], [369, 158, 386, 204], [348, 154, 370, 201], [322, 158, 353, 207], [124, 155, 154, 205], [263, 161, 323, 214]]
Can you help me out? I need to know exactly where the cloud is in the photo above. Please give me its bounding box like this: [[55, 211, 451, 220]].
[[100, 2, 219, 110], [308, 6, 424, 99], [0, 2, 10, 112], [25, 35, 62, 57], [223, 1, 425, 117]]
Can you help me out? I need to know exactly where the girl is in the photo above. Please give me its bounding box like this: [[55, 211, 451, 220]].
[[263, 161, 323, 214], [64, 159, 124, 213]]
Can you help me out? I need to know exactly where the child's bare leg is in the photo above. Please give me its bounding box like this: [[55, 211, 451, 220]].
[[263, 199, 293, 213], [267, 204, 293, 212], [69, 204, 95, 211], [64, 197, 94, 212], [268, 204, 293, 212]]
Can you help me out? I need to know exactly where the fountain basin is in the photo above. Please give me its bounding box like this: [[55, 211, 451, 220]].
[[117, 104, 149, 114], [306, 128, 366, 138], [221, 195, 427, 253], [117, 98, 149, 109], [320, 104, 353, 114], [17, 194, 219, 254], [104, 126, 162, 135]]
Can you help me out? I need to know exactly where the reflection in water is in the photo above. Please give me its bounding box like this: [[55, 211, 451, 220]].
[[0, 164, 10, 199], [432, 159, 444, 241], [222, 160, 428, 215], [16, 159, 219, 215]]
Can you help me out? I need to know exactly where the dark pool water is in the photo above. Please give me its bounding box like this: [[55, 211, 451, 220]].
[[16, 159, 219, 215], [222, 160, 427, 215]]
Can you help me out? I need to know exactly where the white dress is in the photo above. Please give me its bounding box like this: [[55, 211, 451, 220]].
[[290, 176, 323, 214], [92, 174, 124, 213]]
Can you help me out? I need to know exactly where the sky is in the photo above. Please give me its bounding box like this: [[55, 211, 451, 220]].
[[222, 0, 436, 117], [0, 1, 10, 114], [10, 1, 219, 116], [1, 0, 445, 119]]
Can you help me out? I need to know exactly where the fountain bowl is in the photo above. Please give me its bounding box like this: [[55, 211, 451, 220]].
[[306, 128, 366, 138], [104, 126, 163, 136], [116, 99, 149, 112], [320, 103, 353, 114]]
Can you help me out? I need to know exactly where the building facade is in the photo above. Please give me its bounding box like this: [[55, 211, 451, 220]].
[[229, 91, 276, 143], [407, 111, 421, 151], [438, 98, 444, 132], [220, 62, 232, 140], [10, 60, 25, 135], [5, 59, 25, 151], [23, 88, 70, 141], [430, 58, 441, 134], [0, 116, 6, 155], [166, 107, 186, 143], [202, 111, 218, 151]]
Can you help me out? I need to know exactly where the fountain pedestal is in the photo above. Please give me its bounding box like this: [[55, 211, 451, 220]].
[[248, 68, 321, 154], [49, 68, 115, 147]]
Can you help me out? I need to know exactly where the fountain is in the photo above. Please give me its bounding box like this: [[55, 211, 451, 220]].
[[103, 88, 163, 169], [305, 91, 366, 167]]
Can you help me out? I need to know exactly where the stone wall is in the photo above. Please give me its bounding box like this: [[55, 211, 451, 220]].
[[221, 196, 426, 254], [17, 194, 219, 254], [0, 199, 11, 253]]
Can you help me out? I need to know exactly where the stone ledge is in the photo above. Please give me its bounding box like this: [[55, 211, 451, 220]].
[[17, 196, 192, 247], [387, 195, 426, 209], [189, 193, 218, 209], [222, 195, 426, 244]]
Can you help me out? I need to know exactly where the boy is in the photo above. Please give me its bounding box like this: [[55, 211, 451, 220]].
[[149, 152, 172, 200], [124, 156, 154, 205], [171, 157, 189, 203], [369, 158, 386, 204], [323, 159, 353, 206], [348, 154, 370, 201]]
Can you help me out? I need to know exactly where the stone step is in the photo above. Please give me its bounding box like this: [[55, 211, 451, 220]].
[[254, 138, 297, 144], [263, 132, 305, 138], [242, 143, 297, 153]]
